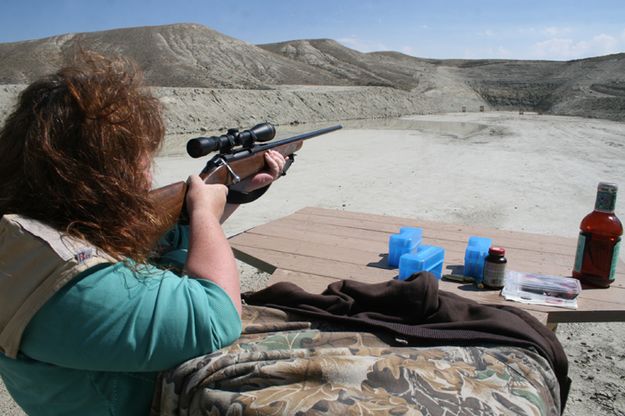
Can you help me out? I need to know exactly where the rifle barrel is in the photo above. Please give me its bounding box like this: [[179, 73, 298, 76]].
[[256, 125, 343, 151]]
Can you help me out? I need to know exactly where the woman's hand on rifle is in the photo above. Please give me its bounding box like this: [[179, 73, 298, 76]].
[[220, 150, 287, 222], [185, 175, 229, 221], [232, 150, 287, 193]]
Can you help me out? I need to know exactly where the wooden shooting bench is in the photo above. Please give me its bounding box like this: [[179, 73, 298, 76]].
[[229, 207, 625, 328]]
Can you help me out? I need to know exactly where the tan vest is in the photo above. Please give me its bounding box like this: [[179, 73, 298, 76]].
[[0, 215, 115, 358]]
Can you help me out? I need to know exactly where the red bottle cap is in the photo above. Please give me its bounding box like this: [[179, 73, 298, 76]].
[[489, 246, 505, 255]]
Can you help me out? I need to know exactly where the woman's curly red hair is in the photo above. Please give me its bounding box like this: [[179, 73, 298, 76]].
[[0, 52, 166, 262]]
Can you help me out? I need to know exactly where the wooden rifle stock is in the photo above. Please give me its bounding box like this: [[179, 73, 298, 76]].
[[149, 125, 341, 235]]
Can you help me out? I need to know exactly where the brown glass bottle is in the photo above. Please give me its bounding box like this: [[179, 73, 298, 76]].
[[572, 182, 622, 288], [483, 247, 507, 289]]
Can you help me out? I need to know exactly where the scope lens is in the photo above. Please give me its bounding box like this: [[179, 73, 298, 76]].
[[249, 123, 276, 142], [187, 136, 220, 158]]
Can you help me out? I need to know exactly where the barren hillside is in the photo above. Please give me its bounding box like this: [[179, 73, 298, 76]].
[[0, 23, 345, 88], [259, 39, 407, 89], [0, 23, 624, 124], [263, 38, 625, 120]]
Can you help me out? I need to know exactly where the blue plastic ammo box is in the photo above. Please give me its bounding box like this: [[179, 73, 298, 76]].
[[388, 227, 422, 268], [398, 245, 445, 280], [463, 236, 492, 282]]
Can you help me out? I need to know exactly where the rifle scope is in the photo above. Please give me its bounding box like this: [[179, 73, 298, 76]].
[[187, 123, 276, 158]]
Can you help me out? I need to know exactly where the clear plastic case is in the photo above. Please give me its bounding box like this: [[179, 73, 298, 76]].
[[502, 271, 582, 309]]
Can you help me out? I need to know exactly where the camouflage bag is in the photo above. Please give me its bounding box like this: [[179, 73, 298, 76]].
[[153, 305, 560, 415]]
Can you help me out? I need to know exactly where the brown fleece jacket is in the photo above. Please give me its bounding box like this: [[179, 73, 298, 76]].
[[243, 272, 570, 412]]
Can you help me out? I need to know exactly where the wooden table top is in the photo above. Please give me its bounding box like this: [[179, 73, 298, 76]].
[[229, 207, 625, 325]]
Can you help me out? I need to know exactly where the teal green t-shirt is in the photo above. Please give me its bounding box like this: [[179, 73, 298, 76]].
[[0, 225, 242, 415]]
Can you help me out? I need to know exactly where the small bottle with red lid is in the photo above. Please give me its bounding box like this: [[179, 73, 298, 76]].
[[483, 247, 507, 289]]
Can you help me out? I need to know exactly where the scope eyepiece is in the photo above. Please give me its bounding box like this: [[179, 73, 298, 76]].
[[186, 122, 276, 158]]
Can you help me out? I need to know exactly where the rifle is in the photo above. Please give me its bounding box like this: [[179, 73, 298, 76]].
[[149, 123, 342, 234]]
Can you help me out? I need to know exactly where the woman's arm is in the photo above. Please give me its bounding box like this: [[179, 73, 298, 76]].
[[182, 150, 286, 314], [184, 175, 241, 315]]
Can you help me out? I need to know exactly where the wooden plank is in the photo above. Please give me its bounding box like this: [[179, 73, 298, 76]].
[[235, 209, 624, 281], [285, 213, 581, 258], [269, 269, 549, 326], [437, 279, 625, 323], [294, 208, 625, 280], [235, 221, 390, 253], [299, 207, 579, 247], [241, 218, 568, 260], [231, 233, 387, 267], [298, 207, 579, 248], [232, 223, 590, 272], [232, 245, 396, 282], [255, 214, 579, 262], [230, 232, 615, 283], [240, 217, 393, 243], [231, 247, 276, 274], [268, 268, 340, 294]]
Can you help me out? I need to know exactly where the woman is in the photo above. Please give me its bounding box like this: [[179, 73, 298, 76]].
[[0, 52, 285, 415]]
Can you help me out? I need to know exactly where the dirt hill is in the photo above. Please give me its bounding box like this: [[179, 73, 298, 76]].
[[262, 38, 625, 120], [259, 39, 409, 89], [0, 23, 624, 125], [0, 23, 345, 88]]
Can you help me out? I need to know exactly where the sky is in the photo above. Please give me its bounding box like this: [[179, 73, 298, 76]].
[[1, 0, 625, 61]]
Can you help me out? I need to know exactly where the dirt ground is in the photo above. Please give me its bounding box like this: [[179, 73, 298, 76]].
[[2, 111, 624, 415]]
